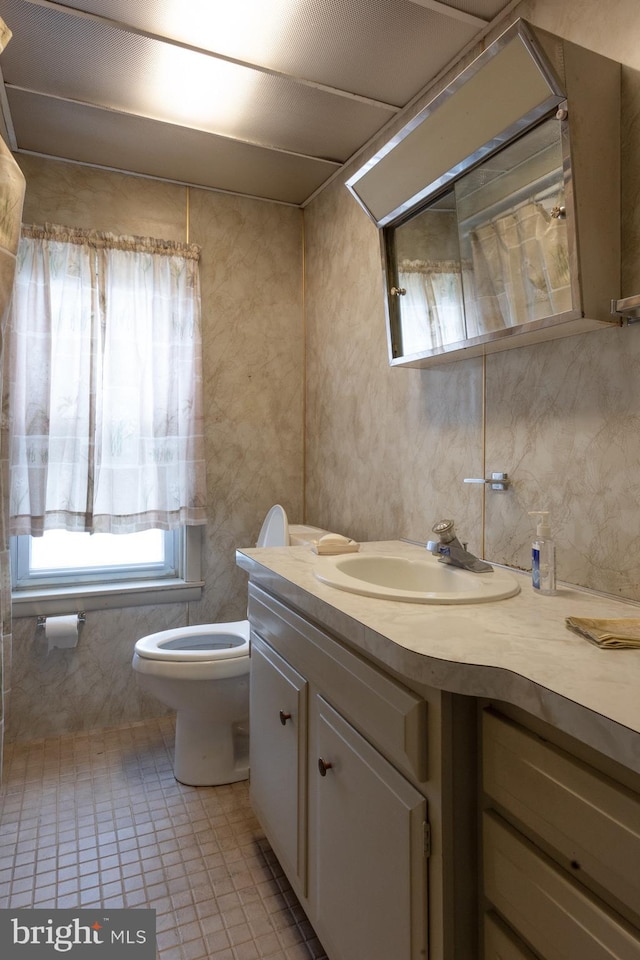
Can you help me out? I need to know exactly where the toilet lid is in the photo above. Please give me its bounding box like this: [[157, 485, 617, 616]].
[[256, 504, 289, 547], [135, 622, 250, 661]]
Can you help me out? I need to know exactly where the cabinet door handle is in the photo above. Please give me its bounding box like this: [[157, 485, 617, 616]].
[[318, 757, 333, 777], [279, 710, 292, 725]]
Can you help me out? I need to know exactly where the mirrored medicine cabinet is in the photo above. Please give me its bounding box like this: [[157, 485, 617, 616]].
[[346, 19, 621, 367]]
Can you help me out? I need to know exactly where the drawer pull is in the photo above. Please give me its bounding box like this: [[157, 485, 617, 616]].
[[279, 710, 292, 725], [318, 757, 333, 777]]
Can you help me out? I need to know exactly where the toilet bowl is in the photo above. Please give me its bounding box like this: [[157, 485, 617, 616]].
[[132, 621, 251, 786], [132, 505, 332, 786]]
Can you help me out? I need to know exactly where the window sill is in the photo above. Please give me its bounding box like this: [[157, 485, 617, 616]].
[[11, 577, 204, 618]]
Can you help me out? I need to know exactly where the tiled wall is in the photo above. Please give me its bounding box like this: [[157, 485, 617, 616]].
[[6, 158, 304, 741], [6, 0, 640, 742], [303, 0, 640, 603]]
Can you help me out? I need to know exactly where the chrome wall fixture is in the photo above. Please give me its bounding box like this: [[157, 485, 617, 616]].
[[464, 473, 510, 491], [36, 612, 86, 628], [611, 295, 640, 323]]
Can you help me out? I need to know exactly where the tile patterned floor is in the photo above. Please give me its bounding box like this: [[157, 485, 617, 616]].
[[0, 717, 327, 960]]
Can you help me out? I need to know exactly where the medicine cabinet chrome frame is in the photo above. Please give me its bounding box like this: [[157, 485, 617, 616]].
[[346, 19, 621, 368]]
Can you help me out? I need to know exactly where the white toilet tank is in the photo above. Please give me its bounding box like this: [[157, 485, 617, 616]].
[[288, 524, 334, 545], [256, 504, 338, 547]]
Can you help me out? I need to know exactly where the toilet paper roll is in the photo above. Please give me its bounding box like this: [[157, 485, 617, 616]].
[[45, 614, 79, 651]]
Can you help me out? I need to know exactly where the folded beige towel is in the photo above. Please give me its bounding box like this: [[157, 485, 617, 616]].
[[565, 616, 640, 649]]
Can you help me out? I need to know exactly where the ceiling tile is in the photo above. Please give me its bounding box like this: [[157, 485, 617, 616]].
[[0, 0, 515, 204]]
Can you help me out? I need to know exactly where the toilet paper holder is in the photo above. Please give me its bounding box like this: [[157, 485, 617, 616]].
[[36, 612, 86, 628]]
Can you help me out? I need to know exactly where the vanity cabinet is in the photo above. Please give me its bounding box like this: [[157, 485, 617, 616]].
[[248, 583, 430, 960], [480, 706, 640, 960], [239, 542, 640, 960]]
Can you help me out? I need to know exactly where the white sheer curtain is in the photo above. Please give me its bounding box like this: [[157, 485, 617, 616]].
[[465, 198, 571, 337], [397, 259, 465, 353], [7, 223, 207, 536]]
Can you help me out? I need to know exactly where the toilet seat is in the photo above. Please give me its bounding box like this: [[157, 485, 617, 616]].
[[256, 503, 289, 547], [134, 621, 250, 662]]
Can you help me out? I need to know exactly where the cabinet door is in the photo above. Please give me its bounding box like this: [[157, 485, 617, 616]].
[[250, 633, 308, 893], [311, 696, 428, 960]]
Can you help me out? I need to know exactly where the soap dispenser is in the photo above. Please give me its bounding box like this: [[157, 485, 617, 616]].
[[528, 511, 556, 595]]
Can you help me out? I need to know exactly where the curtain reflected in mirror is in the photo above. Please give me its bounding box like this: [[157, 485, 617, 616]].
[[390, 189, 465, 356], [396, 260, 464, 354], [385, 115, 571, 361], [463, 197, 570, 336], [457, 117, 570, 337]]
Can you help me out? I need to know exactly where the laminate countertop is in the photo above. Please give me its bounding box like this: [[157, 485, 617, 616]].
[[237, 539, 640, 774]]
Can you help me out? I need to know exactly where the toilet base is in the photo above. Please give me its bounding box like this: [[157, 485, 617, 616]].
[[173, 709, 249, 786]]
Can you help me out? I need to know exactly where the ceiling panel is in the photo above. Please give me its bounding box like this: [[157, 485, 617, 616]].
[[58, 0, 489, 105], [0, 0, 398, 161], [8, 88, 338, 203], [0, 0, 515, 205]]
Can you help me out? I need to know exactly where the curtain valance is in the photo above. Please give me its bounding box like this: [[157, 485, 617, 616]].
[[21, 222, 201, 259]]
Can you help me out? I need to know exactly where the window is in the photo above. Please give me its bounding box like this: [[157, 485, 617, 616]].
[[6, 223, 207, 615], [11, 527, 203, 616], [15, 529, 175, 587]]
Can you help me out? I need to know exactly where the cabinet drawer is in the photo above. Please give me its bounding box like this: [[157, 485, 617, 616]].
[[483, 710, 640, 920], [483, 811, 640, 960], [249, 584, 427, 782], [484, 911, 537, 960]]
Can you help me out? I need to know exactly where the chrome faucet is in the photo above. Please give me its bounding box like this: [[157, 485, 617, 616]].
[[426, 519, 493, 574]]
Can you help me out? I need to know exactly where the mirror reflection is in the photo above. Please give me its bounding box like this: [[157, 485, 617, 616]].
[[385, 115, 570, 361], [389, 190, 465, 356], [457, 116, 570, 338]]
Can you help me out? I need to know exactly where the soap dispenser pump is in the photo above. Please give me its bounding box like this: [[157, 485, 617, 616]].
[[528, 511, 556, 595]]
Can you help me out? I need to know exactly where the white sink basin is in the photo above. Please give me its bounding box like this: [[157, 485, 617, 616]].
[[313, 552, 520, 604]]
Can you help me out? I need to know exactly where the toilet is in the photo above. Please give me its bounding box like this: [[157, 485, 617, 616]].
[[132, 505, 329, 786]]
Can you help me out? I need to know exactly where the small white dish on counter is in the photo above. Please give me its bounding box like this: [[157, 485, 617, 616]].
[[311, 533, 361, 555]]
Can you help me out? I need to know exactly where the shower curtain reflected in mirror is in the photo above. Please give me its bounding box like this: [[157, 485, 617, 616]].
[[463, 197, 571, 339]]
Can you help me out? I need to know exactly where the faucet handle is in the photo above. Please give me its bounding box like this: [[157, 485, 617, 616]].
[[431, 519, 456, 543]]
